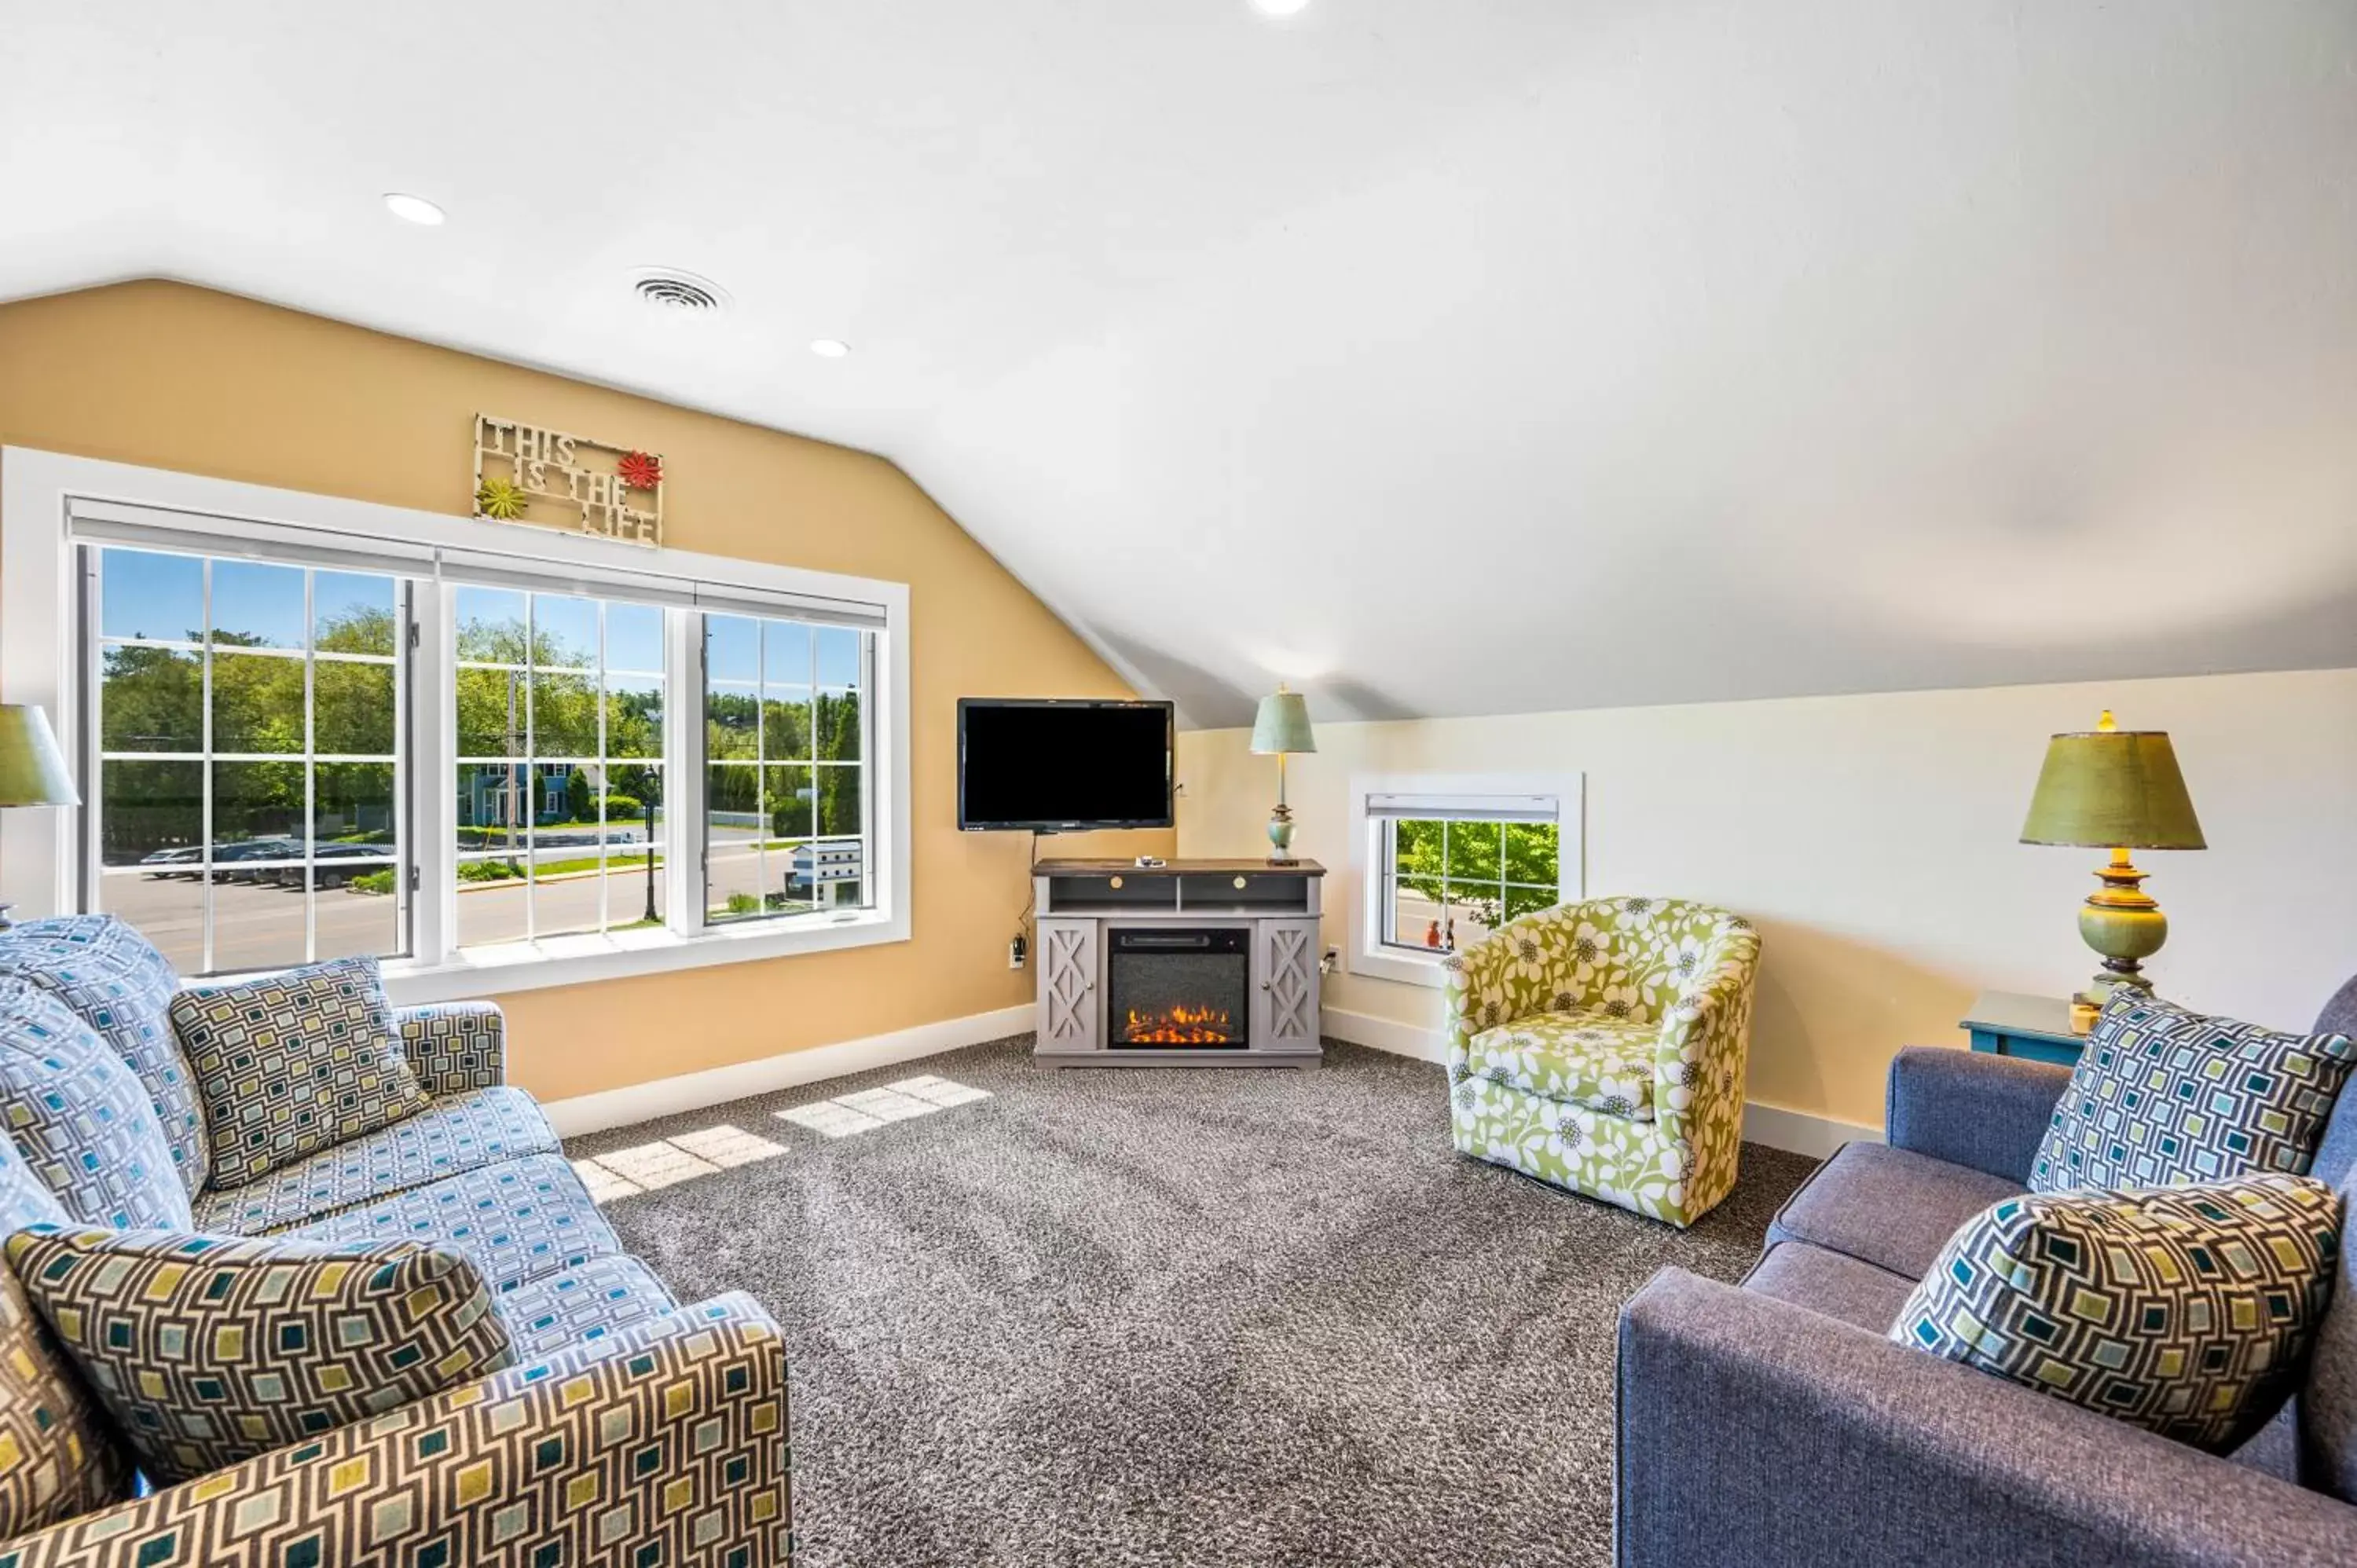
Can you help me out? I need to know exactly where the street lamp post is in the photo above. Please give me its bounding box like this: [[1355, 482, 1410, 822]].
[[503, 669, 522, 875], [642, 797, 658, 924]]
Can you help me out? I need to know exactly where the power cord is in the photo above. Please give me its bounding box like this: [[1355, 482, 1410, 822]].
[[1010, 830, 1039, 969], [1017, 830, 1039, 940]]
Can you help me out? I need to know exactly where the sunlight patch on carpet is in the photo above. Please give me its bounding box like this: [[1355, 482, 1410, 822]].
[[777, 1075, 993, 1138], [573, 1123, 789, 1200]]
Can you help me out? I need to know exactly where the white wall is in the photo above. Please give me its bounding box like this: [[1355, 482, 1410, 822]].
[[1175, 667, 2357, 1132]]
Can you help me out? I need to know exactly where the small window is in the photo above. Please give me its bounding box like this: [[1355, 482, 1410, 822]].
[[1378, 815, 1561, 954], [1349, 777, 1583, 988]]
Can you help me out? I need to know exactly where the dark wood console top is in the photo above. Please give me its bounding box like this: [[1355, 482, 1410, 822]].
[[1032, 857, 1325, 876]]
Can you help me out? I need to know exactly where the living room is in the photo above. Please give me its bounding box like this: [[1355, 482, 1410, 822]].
[[0, 4, 2352, 1566]]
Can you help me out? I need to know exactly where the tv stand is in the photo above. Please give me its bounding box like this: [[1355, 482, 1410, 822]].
[[1032, 858, 1325, 1068]]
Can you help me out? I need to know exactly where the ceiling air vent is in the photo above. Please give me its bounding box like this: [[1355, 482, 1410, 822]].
[[630, 269, 730, 314]]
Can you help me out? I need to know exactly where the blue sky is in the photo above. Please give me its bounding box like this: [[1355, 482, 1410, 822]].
[[97, 549, 855, 684]]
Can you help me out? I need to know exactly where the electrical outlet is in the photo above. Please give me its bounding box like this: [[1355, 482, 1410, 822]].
[[1321, 946, 1340, 975], [1009, 932, 1028, 970]]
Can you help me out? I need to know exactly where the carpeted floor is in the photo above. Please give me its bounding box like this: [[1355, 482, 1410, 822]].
[[565, 1037, 1814, 1568]]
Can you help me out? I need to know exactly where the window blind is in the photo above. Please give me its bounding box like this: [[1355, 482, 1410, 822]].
[[69, 500, 437, 577], [1362, 793, 1557, 823], [68, 500, 889, 629]]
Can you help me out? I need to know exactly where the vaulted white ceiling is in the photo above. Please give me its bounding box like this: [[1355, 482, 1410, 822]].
[[5, 2, 2353, 727]]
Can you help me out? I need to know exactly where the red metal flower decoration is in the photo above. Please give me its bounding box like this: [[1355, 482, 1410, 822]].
[[618, 450, 662, 490]]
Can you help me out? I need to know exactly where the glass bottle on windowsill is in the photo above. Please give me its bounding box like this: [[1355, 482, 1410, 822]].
[[1425, 919, 1442, 949]]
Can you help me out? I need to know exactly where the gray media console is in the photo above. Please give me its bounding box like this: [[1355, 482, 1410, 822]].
[[1032, 858, 1324, 1068]]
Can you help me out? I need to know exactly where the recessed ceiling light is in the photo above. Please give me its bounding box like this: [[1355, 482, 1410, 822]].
[[809, 339, 851, 359], [1249, 0, 1311, 16], [382, 192, 445, 226]]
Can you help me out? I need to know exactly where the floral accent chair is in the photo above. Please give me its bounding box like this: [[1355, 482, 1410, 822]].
[[1442, 896, 1761, 1226]]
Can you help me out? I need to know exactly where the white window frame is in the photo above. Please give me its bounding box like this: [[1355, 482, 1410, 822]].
[[2, 446, 912, 1004], [1344, 771, 1585, 988]]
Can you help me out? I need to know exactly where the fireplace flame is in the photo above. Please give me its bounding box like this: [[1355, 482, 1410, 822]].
[[1122, 1003, 1234, 1045]]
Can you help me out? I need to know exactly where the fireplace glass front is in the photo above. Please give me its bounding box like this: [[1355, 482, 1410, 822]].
[[1106, 927, 1249, 1048]]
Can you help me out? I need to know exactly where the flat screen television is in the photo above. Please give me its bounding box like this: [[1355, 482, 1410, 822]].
[[958, 698, 1175, 831]]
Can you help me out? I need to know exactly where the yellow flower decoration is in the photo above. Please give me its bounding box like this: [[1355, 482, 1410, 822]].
[[476, 478, 530, 520]]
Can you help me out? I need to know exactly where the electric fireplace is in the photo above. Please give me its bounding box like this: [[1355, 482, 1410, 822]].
[[1106, 927, 1249, 1048], [1028, 857, 1324, 1068]]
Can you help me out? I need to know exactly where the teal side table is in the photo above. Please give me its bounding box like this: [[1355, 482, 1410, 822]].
[[1963, 990, 2086, 1067]]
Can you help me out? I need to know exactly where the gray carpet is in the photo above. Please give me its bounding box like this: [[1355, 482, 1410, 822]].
[[566, 1038, 1814, 1568]]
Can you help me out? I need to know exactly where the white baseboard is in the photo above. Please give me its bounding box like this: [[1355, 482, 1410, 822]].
[[1739, 1101, 1882, 1160], [541, 1003, 1032, 1138], [1320, 1006, 1882, 1160], [1320, 1006, 1449, 1062]]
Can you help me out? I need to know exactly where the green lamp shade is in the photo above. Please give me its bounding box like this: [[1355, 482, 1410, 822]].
[[1249, 690, 1316, 756], [0, 705, 76, 809], [2019, 725, 2204, 850]]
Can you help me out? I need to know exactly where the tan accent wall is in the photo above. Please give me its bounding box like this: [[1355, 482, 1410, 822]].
[[0, 280, 1172, 1101]]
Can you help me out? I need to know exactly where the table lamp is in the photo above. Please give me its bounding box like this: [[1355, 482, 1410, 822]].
[[1249, 685, 1316, 864], [2018, 709, 2205, 1031], [0, 705, 79, 931]]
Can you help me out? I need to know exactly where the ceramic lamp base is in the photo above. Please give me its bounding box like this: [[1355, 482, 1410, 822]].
[[1266, 804, 1297, 864], [2069, 849, 2168, 1032]]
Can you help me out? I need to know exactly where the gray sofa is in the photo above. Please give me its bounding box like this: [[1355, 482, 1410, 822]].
[[1616, 978, 2357, 1568]]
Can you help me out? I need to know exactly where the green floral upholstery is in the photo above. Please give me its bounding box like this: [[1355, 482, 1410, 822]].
[[1442, 896, 1760, 1226], [1461, 1013, 1657, 1119]]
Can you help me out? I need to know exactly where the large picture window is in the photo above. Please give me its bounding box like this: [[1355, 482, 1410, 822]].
[[26, 453, 908, 999], [88, 546, 408, 976], [703, 613, 871, 923]]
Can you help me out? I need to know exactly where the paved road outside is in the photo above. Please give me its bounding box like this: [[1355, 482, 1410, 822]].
[[99, 825, 839, 973]]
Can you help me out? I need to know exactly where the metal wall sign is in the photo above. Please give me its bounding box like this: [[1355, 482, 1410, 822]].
[[472, 415, 664, 547]]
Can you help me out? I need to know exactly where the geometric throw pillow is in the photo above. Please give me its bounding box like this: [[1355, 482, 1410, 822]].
[[0, 975, 194, 1231], [4, 1224, 515, 1484], [0, 914, 210, 1196], [2030, 990, 2357, 1194], [0, 1140, 134, 1535], [168, 955, 432, 1189], [1890, 1174, 2343, 1454], [0, 1266, 136, 1533]]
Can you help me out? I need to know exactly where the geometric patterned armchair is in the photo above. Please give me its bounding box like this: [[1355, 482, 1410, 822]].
[[1442, 896, 1761, 1227]]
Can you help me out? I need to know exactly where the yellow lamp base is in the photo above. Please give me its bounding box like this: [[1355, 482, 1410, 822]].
[[2069, 847, 2167, 1033]]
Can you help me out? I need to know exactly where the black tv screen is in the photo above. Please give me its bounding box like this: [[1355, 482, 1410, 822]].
[[958, 699, 1174, 831]]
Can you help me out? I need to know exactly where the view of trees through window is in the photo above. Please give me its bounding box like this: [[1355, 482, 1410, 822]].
[[704, 613, 868, 922], [91, 546, 405, 975], [83, 543, 883, 972], [1381, 817, 1560, 953], [453, 587, 665, 947]]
